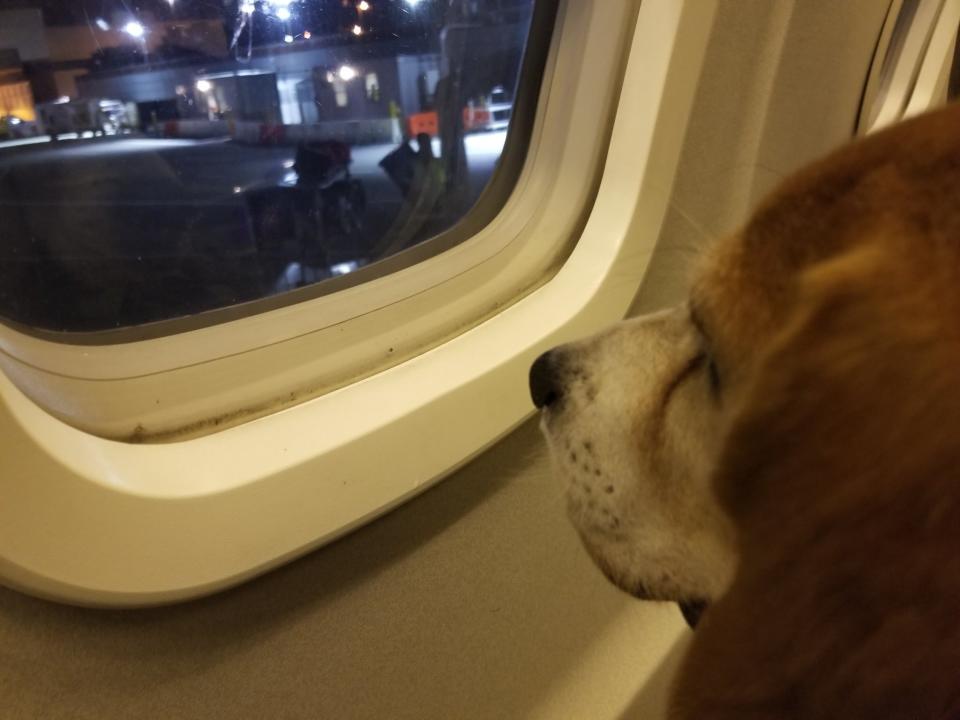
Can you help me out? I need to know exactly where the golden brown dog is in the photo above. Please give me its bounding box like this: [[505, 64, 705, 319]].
[[530, 102, 960, 718]]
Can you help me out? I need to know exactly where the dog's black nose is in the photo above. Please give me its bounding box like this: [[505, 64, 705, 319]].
[[529, 350, 563, 409]]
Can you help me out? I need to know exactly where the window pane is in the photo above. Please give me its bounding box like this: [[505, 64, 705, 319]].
[[0, 0, 539, 333]]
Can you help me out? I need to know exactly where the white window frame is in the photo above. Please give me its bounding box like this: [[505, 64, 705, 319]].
[[0, 0, 629, 443], [0, 0, 717, 605], [903, 0, 960, 117], [860, 0, 960, 133]]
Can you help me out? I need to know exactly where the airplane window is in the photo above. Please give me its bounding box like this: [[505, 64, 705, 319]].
[[905, 0, 960, 112], [946, 14, 960, 98], [860, 0, 960, 133], [0, 0, 539, 334]]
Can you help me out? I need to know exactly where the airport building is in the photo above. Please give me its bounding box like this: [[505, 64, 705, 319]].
[[0, 4, 525, 140]]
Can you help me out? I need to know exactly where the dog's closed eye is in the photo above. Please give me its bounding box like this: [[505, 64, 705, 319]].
[[689, 305, 723, 401], [670, 351, 721, 407], [704, 353, 721, 398]]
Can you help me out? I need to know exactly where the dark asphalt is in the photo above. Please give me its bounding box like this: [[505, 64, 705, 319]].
[[0, 133, 504, 331]]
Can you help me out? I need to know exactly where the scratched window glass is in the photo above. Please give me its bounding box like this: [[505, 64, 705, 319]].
[[0, 0, 537, 332]]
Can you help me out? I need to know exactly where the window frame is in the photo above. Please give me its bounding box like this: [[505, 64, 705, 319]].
[[0, 0, 627, 442], [858, 0, 957, 134], [903, 0, 960, 117], [0, 0, 717, 605]]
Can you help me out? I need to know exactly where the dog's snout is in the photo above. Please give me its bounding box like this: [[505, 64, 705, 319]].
[[529, 350, 564, 410]]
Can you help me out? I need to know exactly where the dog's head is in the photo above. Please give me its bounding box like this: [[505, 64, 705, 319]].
[[533, 103, 960, 713], [529, 304, 737, 612]]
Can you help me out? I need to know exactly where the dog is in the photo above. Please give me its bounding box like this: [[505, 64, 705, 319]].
[[530, 102, 960, 718]]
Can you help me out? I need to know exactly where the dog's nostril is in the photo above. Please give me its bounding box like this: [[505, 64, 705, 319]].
[[529, 350, 563, 410]]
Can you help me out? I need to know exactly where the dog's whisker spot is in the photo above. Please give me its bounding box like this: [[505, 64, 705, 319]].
[[595, 469, 602, 477], [604, 485, 614, 494], [570, 452, 577, 463]]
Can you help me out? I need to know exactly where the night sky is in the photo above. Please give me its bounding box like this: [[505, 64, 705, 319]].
[[0, 1, 458, 57], [0, 1, 531, 28], [0, 0, 221, 24], [0, 0, 533, 67]]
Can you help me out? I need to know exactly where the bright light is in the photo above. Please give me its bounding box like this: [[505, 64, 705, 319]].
[[338, 65, 357, 81], [406, 0, 423, 6], [95, 17, 110, 30], [8, 117, 21, 125], [284, 34, 294, 43], [303, 31, 312, 39], [351, 24, 362, 35], [123, 20, 146, 38], [276, 7, 291, 19], [55, 96, 70, 104], [240, 2, 255, 14], [273, 0, 293, 5], [357, 1, 370, 10], [195, 79, 212, 92], [330, 261, 359, 276]]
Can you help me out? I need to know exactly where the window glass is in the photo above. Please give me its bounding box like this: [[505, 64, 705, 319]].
[[945, 15, 960, 99], [0, 0, 538, 332], [860, 0, 960, 132]]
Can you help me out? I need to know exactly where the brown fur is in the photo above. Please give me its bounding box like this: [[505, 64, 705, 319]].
[[671, 103, 960, 718]]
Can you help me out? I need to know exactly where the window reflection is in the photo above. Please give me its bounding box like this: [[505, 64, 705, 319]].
[[0, 0, 536, 331]]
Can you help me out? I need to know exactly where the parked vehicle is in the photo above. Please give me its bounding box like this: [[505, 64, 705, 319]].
[[486, 85, 513, 130], [462, 86, 513, 133], [36, 98, 130, 139], [0, 115, 39, 140]]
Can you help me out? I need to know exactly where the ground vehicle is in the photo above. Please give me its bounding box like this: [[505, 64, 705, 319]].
[[35, 98, 129, 138], [486, 85, 512, 130], [0, 115, 39, 139], [461, 86, 513, 133]]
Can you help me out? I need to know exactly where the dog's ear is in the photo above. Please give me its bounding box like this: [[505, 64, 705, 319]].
[[669, 243, 960, 719]]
